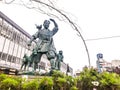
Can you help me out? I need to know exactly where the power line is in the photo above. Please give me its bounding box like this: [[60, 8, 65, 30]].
[[85, 35, 120, 41]]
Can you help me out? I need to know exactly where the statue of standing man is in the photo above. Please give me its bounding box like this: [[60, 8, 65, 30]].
[[55, 50, 64, 70], [28, 19, 58, 72]]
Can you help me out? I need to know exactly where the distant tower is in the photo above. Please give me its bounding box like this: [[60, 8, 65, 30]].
[[96, 53, 104, 73]]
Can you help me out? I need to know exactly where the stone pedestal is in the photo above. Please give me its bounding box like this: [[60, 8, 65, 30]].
[[18, 70, 40, 75]]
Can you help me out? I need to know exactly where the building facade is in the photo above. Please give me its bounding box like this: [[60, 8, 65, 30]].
[[0, 11, 35, 70], [111, 60, 120, 68]]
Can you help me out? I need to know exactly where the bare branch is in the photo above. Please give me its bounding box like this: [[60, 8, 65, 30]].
[[48, 0, 55, 7], [4, 0, 16, 4]]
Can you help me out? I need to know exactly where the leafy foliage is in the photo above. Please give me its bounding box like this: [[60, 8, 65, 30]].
[[0, 70, 120, 90], [70, 86, 78, 90], [39, 77, 53, 90], [0, 74, 7, 82], [0, 77, 19, 90], [57, 77, 67, 89], [78, 68, 99, 90], [52, 70, 65, 78], [22, 79, 39, 90], [52, 70, 66, 90], [99, 72, 120, 89], [66, 76, 78, 90]]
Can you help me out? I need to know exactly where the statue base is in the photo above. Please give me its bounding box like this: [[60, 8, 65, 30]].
[[18, 70, 40, 75], [18, 69, 57, 76]]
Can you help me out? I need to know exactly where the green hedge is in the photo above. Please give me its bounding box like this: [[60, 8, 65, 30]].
[[0, 69, 120, 90]]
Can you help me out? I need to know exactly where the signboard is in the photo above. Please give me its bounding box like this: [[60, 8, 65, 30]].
[[97, 53, 103, 60]]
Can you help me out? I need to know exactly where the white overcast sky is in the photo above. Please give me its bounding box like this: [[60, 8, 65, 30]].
[[1, 0, 120, 72]]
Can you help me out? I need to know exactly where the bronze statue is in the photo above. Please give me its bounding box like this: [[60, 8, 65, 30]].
[[20, 54, 30, 71], [28, 18, 58, 71], [55, 50, 64, 70]]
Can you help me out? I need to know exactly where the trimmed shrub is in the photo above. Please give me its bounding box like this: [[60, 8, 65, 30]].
[[22, 79, 39, 90], [0, 74, 7, 82], [39, 77, 53, 90], [0, 78, 19, 90], [70, 86, 78, 90]]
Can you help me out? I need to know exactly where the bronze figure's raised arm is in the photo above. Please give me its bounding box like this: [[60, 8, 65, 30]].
[[27, 19, 59, 72]]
